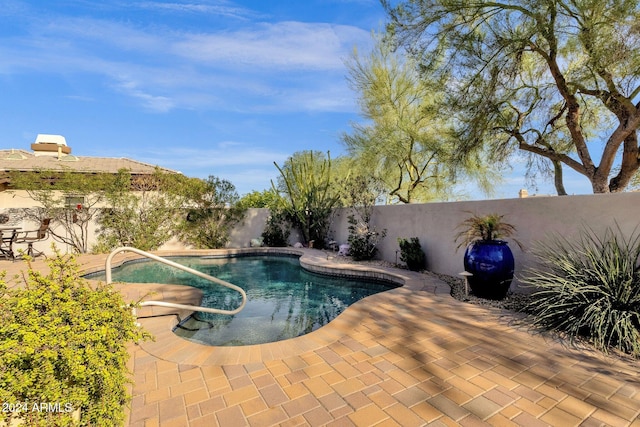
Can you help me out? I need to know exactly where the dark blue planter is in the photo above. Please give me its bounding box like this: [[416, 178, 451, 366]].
[[463, 240, 514, 300]]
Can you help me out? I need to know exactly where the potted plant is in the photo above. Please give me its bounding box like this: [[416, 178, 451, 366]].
[[455, 212, 521, 300], [398, 237, 426, 271]]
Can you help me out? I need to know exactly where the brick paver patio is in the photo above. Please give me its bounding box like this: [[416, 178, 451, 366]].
[[3, 249, 639, 426]]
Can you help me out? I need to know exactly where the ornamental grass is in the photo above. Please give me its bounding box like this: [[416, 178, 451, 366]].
[[522, 225, 640, 358]]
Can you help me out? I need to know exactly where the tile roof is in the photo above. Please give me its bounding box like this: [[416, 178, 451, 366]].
[[0, 149, 179, 175]]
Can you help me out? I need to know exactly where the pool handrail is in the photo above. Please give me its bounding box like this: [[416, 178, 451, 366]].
[[105, 247, 247, 316]]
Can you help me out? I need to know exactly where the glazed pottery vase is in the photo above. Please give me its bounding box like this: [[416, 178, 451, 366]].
[[463, 240, 514, 300]]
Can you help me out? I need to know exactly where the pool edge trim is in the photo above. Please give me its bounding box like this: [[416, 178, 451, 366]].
[[87, 247, 450, 365]]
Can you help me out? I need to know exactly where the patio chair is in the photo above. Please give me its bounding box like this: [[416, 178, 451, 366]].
[[0, 229, 17, 261], [15, 218, 51, 258]]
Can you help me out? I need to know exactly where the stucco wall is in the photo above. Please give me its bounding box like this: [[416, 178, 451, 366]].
[[228, 208, 270, 247], [325, 192, 640, 292]]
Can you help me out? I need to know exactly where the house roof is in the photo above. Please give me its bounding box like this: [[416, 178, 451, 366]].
[[0, 149, 179, 176]]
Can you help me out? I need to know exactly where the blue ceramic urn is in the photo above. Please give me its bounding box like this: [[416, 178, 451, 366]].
[[463, 240, 515, 300]]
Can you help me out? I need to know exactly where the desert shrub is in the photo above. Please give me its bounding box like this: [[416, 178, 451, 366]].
[[94, 169, 182, 252], [176, 176, 246, 249], [343, 175, 386, 261], [261, 210, 291, 247], [347, 214, 386, 261], [0, 250, 150, 426], [398, 237, 426, 271], [522, 226, 640, 358]]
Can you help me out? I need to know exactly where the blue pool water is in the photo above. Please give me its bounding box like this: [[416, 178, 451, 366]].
[[89, 255, 398, 346]]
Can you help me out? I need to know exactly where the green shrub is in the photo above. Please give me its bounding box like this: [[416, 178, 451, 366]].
[[0, 250, 151, 426], [522, 226, 640, 358], [398, 237, 426, 271], [177, 176, 246, 249], [95, 169, 183, 252], [261, 210, 291, 247]]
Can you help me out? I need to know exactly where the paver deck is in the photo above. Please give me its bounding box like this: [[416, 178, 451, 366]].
[[2, 248, 639, 426]]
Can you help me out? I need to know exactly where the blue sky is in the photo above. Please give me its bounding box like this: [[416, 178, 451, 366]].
[[0, 0, 593, 198]]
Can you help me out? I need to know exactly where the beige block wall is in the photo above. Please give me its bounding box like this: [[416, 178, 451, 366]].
[[228, 208, 270, 247], [327, 192, 640, 292]]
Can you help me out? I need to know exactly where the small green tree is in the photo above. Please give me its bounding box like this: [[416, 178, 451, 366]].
[[176, 176, 246, 249], [0, 249, 150, 426], [94, 169, 184, 252], [273, 151, 341, 248]]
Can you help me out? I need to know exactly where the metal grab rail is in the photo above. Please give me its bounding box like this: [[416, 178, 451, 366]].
[[105, 247, 247, 315]]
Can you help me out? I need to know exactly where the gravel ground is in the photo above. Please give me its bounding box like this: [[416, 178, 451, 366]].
[[432, 271, 534, 313], [332, 252, 533, 313]]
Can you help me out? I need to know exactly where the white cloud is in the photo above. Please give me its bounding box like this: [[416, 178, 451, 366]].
[[113, 79, 175, 112], [173, 21, 368, 70], [137, 145, 290, 169], [132, 0, 262, 20], [0, 13, 371, 113]]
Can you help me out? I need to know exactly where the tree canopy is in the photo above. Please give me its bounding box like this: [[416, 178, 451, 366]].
[[342, 33, 497, 202], [383, 0, 640, 194]]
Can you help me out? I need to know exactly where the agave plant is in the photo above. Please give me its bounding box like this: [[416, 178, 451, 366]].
[[521, 225, 640, 358], [454, 212, 520, 250]]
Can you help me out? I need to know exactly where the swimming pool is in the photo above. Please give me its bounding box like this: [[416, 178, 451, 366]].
[[90, 255, 398, 346]]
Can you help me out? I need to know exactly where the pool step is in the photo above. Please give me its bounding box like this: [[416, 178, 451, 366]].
[[114, 282, 204, 320]]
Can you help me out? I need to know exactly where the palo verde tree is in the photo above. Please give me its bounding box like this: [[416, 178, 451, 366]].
[[342, 33, 497, 203], [9, 169, 113, 253], [273, 151, 341, 248], [383, 0, 640, 194]]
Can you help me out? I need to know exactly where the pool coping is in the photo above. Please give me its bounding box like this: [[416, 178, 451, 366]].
[[94, 247, 451, 365]]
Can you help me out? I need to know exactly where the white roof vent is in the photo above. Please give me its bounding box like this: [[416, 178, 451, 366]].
[[34, 134, 67, 146], [31, 134, 72, 157]]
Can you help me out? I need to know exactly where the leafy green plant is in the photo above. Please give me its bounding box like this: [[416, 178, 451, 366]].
[[454, 212, 520, 250], [177, 176, 246, 249], [95, 169, 185, 252], [236, 189, 281, 210], [398, 237, 426, 271], [522, 226, 640, 358], [0, 249, 151, 426], [261, 209, 291, 247], [10, 169, 115, 253], [273, 151, 341, 249]]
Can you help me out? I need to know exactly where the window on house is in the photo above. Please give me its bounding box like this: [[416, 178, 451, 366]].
[[65, 196, 85, 209]]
